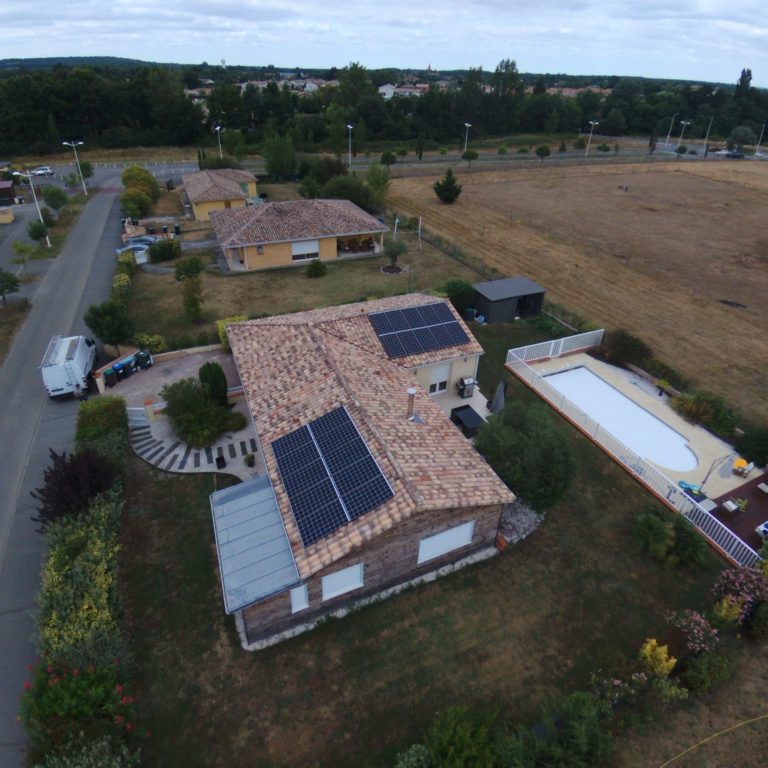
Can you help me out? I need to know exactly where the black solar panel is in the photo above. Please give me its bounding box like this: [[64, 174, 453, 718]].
[[271, 407, 394, 547], [368, 302, 469, 359]]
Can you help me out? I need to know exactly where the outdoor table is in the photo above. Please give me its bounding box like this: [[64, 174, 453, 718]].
[[450, 405, 484, 439]]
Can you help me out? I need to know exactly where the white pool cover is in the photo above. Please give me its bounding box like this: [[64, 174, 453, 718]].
[[544, 367, 698, 472]]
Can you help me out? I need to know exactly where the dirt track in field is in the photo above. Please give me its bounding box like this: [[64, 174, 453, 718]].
[[390, 162, 768, 421]]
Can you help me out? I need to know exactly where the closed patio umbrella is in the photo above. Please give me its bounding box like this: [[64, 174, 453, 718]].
[[490, 381, 506, 414]]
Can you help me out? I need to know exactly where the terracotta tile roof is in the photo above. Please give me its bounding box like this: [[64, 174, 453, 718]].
[[211, 168, 257, 185], [210, 198, 388, 247], [181, 169, 250, 204], [227, 294, 514, 580]]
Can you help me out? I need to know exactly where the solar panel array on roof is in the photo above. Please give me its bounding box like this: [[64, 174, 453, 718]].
[[368, 302, 469, 359], [272, 406, 394, 546]]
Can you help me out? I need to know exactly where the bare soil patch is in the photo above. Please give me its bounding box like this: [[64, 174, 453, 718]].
[[389, 162, 768, 420]]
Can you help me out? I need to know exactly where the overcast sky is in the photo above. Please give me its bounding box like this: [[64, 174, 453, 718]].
[[2, 0, 766, 86]]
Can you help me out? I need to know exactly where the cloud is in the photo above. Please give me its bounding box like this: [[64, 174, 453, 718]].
[[0, 0, 766, 85]]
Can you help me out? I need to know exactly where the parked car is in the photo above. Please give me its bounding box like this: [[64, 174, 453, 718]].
[[31, 166, 54, 176], [725, 151, 745, 159], [115, 242, 151, 256], [124, 235, 159, 247]]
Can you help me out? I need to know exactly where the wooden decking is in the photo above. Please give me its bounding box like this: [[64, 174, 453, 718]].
[[713, 473, 768, 552]]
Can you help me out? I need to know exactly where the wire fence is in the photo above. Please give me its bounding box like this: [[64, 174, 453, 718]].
[[505, 339, 761, 568]]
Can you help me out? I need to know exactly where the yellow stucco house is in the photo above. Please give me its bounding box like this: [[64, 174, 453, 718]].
[[209, 199, 388, 271], [181, 169, 258, 221]]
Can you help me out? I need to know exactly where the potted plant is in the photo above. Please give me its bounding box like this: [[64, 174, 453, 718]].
[[244, 453, 255, 468], [655, 379, 670, 396]]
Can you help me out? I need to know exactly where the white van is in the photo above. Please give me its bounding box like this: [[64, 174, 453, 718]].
[[40, 335, 96, 398]]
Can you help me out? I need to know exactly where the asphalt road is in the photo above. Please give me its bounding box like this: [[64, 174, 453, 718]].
[[0, 175, 123, 766]]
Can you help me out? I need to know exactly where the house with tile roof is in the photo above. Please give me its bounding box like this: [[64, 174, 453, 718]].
[[210, 294, 515, 649], [209, 198, 388, 271], [181, 168, 258, 221]]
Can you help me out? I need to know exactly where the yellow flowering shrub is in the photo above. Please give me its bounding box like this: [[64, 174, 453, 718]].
[[712, 595, 745, 625], [37, 490, 125, 666], [216, 315, 248, 351], [638, 638, 676, 678]]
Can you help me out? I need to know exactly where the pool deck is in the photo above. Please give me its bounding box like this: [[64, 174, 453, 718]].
[[526, 353, 750, 501]]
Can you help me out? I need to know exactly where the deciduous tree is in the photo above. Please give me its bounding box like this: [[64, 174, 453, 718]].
[[0, 267, 20, 306]]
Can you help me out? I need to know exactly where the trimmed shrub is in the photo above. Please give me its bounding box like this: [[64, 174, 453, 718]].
[[476, 400, 575, 510], [75, 397, 129, 463], [682, 641, 737, 692], [600, 328, 652, 368], [747, 602, 768, 640], [21, 661, 136, 762], [426, 706, 499, 768], [441, 278, 475, 314], [121, 167, 159, 200], [32, 736, 140, 767], [497, 145, 507, 155], [161, 379, 246, 448], [119, 189, 152, 219], [199, 361, 229, 407], [634, 508, 709, 568], [132, 333, 168, 354], [31, 450, 118, 533], [671, 390, 734, 436], [37, 491, 126, 667], [305, 259, 328, 278], [116, 252, 135, 278], [395, 744, 432, 768], [216, 315, 248, 351], [735, 423, 768, 466], [41, 207, 56, 228], [148, 239, 181, 263], [111, 273, 132, 306]]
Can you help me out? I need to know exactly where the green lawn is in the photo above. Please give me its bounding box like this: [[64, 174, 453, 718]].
[[119, 319, 723, 768], [127, 241, 482, 344]]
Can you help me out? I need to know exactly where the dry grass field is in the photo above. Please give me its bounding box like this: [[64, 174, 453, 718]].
[[389, 161, 768, 421]]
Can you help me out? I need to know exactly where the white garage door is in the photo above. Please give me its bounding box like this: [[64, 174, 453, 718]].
[[417, 521, 475, 564], [321, 563, 364, 601]]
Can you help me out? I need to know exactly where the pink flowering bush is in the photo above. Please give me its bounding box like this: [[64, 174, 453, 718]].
[[667, 610, 719, 654], [589, 671, 648, 706], [20, 661, 138, 761], [712, 566, 768, 622]]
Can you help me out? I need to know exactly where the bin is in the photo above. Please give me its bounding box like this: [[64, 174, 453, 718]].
[[103, 368, 116, 388], [162, 225, 168, 235], [135, 351, 153, 370], [173, 223, 181, 236], [113, 363, 125, 381]]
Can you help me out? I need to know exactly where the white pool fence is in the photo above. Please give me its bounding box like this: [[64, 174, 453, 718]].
[[505, 333, 761, 568]]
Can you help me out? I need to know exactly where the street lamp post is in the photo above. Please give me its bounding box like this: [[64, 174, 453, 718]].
[[214, 125, 223, 159], [62, 140, 87, 196], [703, 116, 714, 155], [676, 120, 691, 150], [13, 171, 51, 247], [346, 124, 353, 169], [755, 123, 766, 156], [585, 120, 599, 157], [463, 122, 472, 153], [664, 113, 678, 147]]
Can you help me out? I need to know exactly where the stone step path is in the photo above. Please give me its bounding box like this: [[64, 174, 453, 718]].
[[129, 425, 259, 474]]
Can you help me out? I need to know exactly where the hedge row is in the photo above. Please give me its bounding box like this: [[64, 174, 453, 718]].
[[22, 397, 141, 765]]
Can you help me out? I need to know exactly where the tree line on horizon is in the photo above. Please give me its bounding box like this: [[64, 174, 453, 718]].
[[0, 60, 765, 157]]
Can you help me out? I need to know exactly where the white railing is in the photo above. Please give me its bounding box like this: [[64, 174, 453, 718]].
[[506, 329, 604, 364], [506, 350, 761, 567]]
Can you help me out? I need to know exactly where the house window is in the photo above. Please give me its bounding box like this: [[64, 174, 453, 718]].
[[256, 245, 264, 254], [290, 584, 309, 613], [291, 239, 320, 262], [321, 563, 364, 601], [417, 521, 475, 565], [428, 362, 451, 395]]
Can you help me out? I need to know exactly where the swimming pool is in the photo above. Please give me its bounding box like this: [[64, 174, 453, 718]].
[[544, 366, 698, 472]]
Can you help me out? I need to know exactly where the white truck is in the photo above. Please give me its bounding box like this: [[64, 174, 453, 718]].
[[40, 335, 96, 398]]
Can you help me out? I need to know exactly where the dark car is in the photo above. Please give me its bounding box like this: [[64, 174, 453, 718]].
[[725, 151, 745, 159]]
